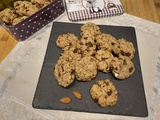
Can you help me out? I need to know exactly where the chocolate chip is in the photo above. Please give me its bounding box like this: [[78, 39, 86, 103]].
[[107, 90, 112, 96], [121, 50, 125, 55], [61, 66, 64, 72], [123, 60, 127, 65], [102, 58, 106, 60], [86, 48, 90, 52], [115, 67, 118, 71], [69, 43, 72, 46], [129, 67, 134, 73], [85, 42, 93, 47], [111, 42, 115, 45], [126, 52, 131, 57], [110, 66, 114, 70], [105, 81, 109, 86], [71, 69, 75, 74], [79, 42, 83, 45], [93, 98, 98, 103], [84, 37, 88, 40], [73, 48, 78, 53]]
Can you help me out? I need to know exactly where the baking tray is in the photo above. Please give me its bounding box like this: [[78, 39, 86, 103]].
[[32, 22, 148, 117], [0, 0, 65, 41]]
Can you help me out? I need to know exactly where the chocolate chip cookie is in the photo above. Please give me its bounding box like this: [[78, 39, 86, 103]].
[[76, 38, 96, 56], [90, 79, 118, 107], [54, 58, 75, 87], [61, 45, 82, 64], [14, 1, 39, 16], [96, 33, 118, 52], [56, 33, 79, 49], [113, 38, 135, 59], [0, 8, 17, 25], [12, 16, 28, 26], [80, 22, 101, 38], [75, 56, 97, 81], [31, 0, 53, 9], [95, 49, 114, 73], [110, 57, 135, 79]]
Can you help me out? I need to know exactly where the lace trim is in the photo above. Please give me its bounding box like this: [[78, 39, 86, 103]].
[[108, 13, 160, 37], [150, 47, 160, 120], [0, 93, 55, 120], [0, 23, 52, 93]]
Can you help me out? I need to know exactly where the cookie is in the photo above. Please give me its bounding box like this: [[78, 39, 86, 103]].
[[76, 38, 96, 56], [80, 29, 97, 41], [113, 38, 135, 59], [31, 0, 53, 8], [61, 45, 82, 63], [56, 33, 79, 49], [14, 1, 39, 16], [54, 58, 75, 87], [75, 56, 97, 81], [80, 22, 101, 38], [110, 57, 135, 79], [95, 49, 114, 73], [90, 79, 118, 107], [12, 16, 28, 26], [0, 8, 17, 25], [96, 33, 118, 52]]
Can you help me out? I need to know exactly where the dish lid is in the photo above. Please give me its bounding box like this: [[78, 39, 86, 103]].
[[65, 0, 124, 21]]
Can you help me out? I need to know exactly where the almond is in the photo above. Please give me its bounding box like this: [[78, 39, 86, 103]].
[[72, 90, 82, 100], [59, 97, 71, 104]]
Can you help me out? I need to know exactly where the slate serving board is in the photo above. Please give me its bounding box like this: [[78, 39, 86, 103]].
[[32, 22, 148, 117]]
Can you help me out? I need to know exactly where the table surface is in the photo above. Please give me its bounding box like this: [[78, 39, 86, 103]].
[[0, 12, 160, 119], [0, 1, 160, 120], [0, 0, 160, 63], [120, 0, 160, 24]]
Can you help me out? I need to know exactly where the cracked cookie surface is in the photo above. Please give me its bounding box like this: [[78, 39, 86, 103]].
[[75, 56, 97, 81], [14, 1, 39, 16], [113, 38, 135, 59], [90, 79, 118, 107], [0, 8, 17, 25], [110, 57, 135, 79], [95, 49, 114, 73], [54, 58, 75, 87], [56, 33, 79, 49], [96, 33, 118, 52]]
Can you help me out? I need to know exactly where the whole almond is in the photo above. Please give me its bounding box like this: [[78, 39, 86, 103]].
[[72, 90, 82, 100], [59, 97, 71, 104]]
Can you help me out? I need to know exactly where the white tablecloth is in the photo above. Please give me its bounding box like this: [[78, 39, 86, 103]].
[[0, 13, 160, 120]]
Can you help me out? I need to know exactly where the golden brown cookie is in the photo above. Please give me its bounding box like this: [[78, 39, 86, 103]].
[[90, 79, 118, 107], [14, 1, 39, 16], [95, 49, 114, 73], [54, 58, 75, 87], [76, 38, 96, 56], [113, 38, 135, 59], [75, 56, 97, 81], [110, 57, 135, 79], [96, 33, 118, 52], [56, 33, 79, 49], [0, 8, 17, 25], [80, 22, 101, 38], [60, 45, 82, 64], [31, 0, 53, 8], [12, 16, 28, 26]]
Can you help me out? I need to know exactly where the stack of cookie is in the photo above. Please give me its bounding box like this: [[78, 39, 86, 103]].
[[54, 22, 136, 107], [0, 0, 53, 26]]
